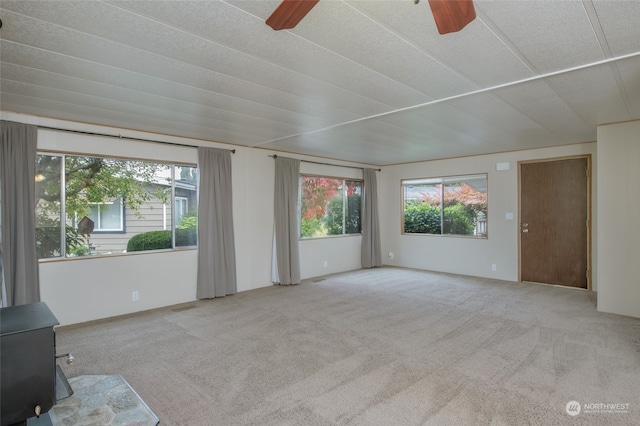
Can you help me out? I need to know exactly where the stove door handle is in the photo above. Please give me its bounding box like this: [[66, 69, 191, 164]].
[[56, 352, 75, 365]]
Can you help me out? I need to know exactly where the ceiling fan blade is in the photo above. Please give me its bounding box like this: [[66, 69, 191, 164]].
[[266, 0, 320, 31], [427, 0, 476, 34]]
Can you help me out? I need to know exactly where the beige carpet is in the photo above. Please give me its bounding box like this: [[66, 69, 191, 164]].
[[55, 267, 640, 425]]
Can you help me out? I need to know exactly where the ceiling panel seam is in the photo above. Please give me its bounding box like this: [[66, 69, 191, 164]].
[[581, 1, 635, 118], [0, 86, 271, 143], [100, 1, 429, 107], [472, 7, 538, 75], [0, 8, 397, 118], [0, 60, 324, 133], [608, 63, 636, 119], [341, 0, 484, 93], [0, 76, 307, 138], [254, 51, 640, 147], [0, 39, 366, 126], [0, 95, 254, 146], [581, 0, 612, 58], [476, 1, 617, 132], [217, 0, 432, 99]]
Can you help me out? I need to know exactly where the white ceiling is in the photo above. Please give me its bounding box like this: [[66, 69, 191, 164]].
[[1, 0, 639, 166]]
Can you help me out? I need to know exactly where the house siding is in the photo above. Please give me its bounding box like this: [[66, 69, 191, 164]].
[[88, 198, 171, 254]]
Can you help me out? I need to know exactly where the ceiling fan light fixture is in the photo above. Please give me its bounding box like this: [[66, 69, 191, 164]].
[[266, 0, 320, 31], [427, 0, 476, 34]]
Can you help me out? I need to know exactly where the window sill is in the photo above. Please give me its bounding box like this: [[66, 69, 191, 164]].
[[401, 233, 488, 239], [38, 247, 197, 263], [299, 234, 362, 241]]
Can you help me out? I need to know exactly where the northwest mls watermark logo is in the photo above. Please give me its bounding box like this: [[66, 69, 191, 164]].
[[566, 401, 581, 416], [566, 400, 630, 416]]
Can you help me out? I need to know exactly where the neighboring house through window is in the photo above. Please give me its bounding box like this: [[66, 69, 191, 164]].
[[35, 153, 198, 259], [88, 198, 124, 232], [174, 196, 188, 228]]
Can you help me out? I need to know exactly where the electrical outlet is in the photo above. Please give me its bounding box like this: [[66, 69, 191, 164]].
[[323, 260, 328, 268], [388, 252, 394, 259], [132, 291, 139, 301], [491, 264, 497, 272]]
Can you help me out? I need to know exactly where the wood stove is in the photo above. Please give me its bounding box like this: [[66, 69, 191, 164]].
[[1, 302, 71, 426]]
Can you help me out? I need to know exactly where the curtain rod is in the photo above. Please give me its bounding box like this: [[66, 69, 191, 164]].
[[270, 154, 380, 171], [37, 125, 236, 153]]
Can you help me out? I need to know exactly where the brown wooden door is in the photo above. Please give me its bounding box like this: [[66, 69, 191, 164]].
[[520, 158, 589, 288]]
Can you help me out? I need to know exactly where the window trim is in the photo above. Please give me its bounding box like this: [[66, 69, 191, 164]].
[[299, 174, 363, 240], [35, 151, 199, 260], [401, 173, 488, 238]]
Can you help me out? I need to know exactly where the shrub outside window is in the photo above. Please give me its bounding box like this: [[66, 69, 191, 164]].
[[402, 174, 487, 237], [300, 176, 362, 238], [35, 153, 198, 259]]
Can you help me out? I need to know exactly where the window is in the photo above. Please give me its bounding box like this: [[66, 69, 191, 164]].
[[35, 153, 198, 259], [174, 197, 189, 227], [173, 165, 199, 248], [87, 199, 124, 232], [402, 174, 488, 237], [300, 176, 362, 238]]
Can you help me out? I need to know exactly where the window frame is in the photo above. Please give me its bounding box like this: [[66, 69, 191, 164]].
[[35, 151, 199, 261], [401, 173, 488, 238], [174, 196, 189, 228], [86, 198, 125, 233], [299, 173, 363, 239]]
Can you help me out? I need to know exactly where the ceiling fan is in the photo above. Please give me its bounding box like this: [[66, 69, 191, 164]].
[[266, 0, 476, 35]]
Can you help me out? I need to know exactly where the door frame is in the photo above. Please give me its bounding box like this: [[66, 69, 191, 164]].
[[517, 154, 592, 290]]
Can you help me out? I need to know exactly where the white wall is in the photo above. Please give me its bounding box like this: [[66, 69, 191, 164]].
[[40, 251, 198, 325], [298, 161, 364, 279], [2, 112, 370, 325], [597, 120, 640, 318], [379, 143, 597, 285], [299, 236, 362, 279]]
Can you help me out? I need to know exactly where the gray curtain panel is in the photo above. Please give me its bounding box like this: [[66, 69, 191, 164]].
[[273, 156, 301, 285], [196, 147, 237, 298], [361, 168, 382, 268], [0, 243, 5, 306], [1, 120, 41, 307]]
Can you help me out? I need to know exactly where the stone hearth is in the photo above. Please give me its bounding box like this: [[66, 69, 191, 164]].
[[48, 375, 158, 426]]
